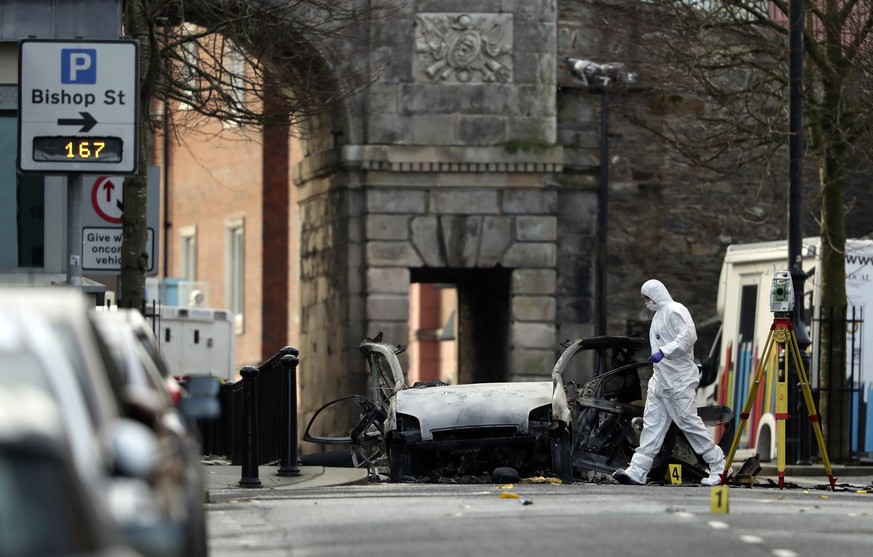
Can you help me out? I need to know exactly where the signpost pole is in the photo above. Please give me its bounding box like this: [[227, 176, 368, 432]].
[[66, 174, 83, 286]]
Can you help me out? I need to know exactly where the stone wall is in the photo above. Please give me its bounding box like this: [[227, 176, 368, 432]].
[[358, 1, 567, 383], [296, 176, 367, 433], [367, 1, 558, 147], [556, 0, 808, 355]]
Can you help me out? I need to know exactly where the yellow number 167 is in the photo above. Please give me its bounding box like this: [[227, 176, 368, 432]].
[[65, 141, 106, 159]]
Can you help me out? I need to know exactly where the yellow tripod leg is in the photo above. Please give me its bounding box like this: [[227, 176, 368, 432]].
[[721, 329, 777, 484], [775, 344, 788, 489], [771, 320, 798, 489], [787, 330, 837, 490]]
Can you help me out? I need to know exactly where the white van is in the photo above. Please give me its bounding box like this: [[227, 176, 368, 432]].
[[702, 237, 873, 461]]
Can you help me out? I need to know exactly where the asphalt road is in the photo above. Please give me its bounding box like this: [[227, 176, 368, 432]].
[[207, 480, 873, 557]]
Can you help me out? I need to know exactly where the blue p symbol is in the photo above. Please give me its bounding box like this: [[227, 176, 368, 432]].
[[61, 49, 97, 84]]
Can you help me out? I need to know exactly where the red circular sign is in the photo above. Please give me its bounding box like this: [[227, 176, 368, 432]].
[[91, 176, 123, 224]]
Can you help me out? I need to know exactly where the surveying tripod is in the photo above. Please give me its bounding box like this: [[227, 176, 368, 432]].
[[720, 314, 836, 490]]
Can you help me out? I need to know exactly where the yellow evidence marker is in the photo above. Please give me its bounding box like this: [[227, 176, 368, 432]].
[[668, 464, 682, 484], [710, 485, 729, 513]]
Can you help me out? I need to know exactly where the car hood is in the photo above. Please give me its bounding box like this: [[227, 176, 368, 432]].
[[393, 381, 553, 441]]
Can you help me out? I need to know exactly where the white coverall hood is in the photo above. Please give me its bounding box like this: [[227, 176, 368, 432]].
[[641, 279, 672, 312]]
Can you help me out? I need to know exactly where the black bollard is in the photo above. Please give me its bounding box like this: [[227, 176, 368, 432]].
[[238, 366, 262, 487], [278, 351, 301, 476]]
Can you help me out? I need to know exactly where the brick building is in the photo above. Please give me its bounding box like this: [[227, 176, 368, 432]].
[[154, 113, 301, 370]]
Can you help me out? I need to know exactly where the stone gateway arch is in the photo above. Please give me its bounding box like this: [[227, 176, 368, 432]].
[[291, 3, 587, 434]]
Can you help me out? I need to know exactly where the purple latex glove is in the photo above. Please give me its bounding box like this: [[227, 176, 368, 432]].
[[648, 349, 664, 363]]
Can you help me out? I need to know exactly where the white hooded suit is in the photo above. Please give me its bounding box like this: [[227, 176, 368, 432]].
[[617, 279, 725, 485]]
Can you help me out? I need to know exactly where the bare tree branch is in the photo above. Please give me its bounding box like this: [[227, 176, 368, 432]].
[[129, 0, 400, 135], [623, 0, 873, 461], [118, 0, 402, 306]]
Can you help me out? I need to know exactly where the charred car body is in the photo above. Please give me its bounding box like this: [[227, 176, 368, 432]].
[[305, 334, 736, 483], [386, 375, 568, 482], [304, 335, 567, 481]]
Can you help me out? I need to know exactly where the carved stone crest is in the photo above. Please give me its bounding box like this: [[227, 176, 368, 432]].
[[414, 13, 513, 84]]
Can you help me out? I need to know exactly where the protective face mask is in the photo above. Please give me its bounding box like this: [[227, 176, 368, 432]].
[[645, 299, 658, 312]]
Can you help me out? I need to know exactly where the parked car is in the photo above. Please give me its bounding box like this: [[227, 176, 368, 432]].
[[0, 288, 206, 557], [92, 307, 216, 557], [304, 334, 565, 481], [304, 334, 738, 483], [0, 308, 144, 557], [0, 393, 143, 557]]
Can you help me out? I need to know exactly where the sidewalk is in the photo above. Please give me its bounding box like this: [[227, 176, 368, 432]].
[[755, 463, 873, 490], [204, 464, 369, 503], [203, 461, 872, 502]]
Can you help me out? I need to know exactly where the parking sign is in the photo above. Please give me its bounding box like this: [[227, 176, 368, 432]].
[[61, 49, 98, 84], [18, 39, 139, 174]]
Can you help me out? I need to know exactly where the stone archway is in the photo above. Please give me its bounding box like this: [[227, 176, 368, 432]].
[[291, 3, 587, 438]]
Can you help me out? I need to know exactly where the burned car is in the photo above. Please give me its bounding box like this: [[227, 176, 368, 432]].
[[385, 377, 569, 482], [304, 334, 736, 484], [305, 334, 571, 481]]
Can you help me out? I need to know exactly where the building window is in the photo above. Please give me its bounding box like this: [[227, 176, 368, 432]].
[[224, 42, 246, 125], [178, 23, 200, 111], [225, 218, 244, 334], [0, 113, 44, 268], [179, 225, 197, 281]]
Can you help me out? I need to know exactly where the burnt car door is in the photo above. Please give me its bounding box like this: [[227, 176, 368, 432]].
[[552, 336, 650, 382], [302, 334, 407, 470], [359, 335, 407, 410]]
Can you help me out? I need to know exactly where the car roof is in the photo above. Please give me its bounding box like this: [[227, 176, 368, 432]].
[[0, 287, 127, 426], [0, 308, 111, 484], [0, 381, 66, 443]]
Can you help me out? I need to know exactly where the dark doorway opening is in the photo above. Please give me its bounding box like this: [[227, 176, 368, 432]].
[[410, 267, 511, 384]]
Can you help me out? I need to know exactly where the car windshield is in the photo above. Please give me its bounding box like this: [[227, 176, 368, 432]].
[[0, 447, 106, 555], [43, 322, 106, 430]]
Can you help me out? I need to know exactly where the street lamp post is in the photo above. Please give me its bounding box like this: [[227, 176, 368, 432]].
[[787, 0, 811, 465], [568, 59, 637, 344], [597, 91, 610, 339]]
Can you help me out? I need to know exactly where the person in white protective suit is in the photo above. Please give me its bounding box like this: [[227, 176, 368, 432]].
[[612, 279, 729, 486]]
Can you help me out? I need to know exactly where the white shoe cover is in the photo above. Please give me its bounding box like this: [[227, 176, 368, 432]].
[[701, 465, 733, 486]]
